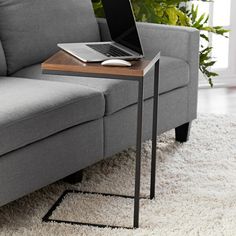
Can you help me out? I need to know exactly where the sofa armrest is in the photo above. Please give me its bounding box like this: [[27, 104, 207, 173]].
[[137, 22, 200, 121], [137, 22, 199, 64]]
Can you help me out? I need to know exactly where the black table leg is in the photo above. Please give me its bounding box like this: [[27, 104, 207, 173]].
[[150, 60, 160, 199], [133, 78, 144, 228], [42, 56, 161, 230]]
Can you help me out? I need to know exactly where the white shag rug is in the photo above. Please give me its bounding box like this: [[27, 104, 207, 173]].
[[0, 114, 236, 236]]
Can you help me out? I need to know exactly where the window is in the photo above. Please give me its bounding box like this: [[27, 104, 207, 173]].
[[211, 0, 231, 69], [193, 0, 236, 86]]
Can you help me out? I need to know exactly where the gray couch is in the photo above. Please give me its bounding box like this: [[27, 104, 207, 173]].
[[0, 0, 199, 207]]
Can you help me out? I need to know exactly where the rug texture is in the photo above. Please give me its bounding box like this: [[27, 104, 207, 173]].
[[0, 114, 236, 236]]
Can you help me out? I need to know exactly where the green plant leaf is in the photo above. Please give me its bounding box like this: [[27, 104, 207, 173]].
[[166, 7, 179, 25]]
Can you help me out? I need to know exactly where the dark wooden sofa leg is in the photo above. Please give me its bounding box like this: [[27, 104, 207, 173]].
[[175, 122, 191, 143], [63, 170, 83, 184]]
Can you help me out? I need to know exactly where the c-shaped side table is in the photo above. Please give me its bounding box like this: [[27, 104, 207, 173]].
[[41, 50, 160, 229]]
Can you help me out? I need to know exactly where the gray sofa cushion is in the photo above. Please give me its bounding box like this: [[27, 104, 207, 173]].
[[0, 77, 105, 156], [0, 41, 6, 76], [0, 0, 100, 74], [12, 56, 189, 115]]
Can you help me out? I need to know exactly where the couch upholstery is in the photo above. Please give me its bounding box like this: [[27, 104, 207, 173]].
[[13, 56, 189, 115], [0, 77, 104, 156], [0, 41, 6, 75], [135, 21, 200, 122], [0, 0, 199, 207], [0, 119, 104, 207], [0, 0, 100, 74]]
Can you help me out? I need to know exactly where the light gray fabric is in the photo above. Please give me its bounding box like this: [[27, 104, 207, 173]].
[[97, 18, 111, 41], [0, 0, 100, 74], [137, 22, 199, 62], [0, 41, 7, 75], [186, 28, 200, 121], [0, 77, 104, 156], [135, 22, 200, 121], [104, 87, 188, 157], [12, 56, 189, 115], [98, 19, 200, 119], [0, 119, 103, 207]]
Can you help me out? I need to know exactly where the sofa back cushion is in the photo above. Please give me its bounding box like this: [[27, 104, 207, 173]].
[[0, 41, 7, 75], [0, 0, 100, 74]]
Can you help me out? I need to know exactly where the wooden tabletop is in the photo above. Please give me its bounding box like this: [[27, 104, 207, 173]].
[[42, 50, 160, 78]]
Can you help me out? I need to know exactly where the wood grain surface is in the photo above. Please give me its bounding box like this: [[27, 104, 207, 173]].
[[42, 50, 160, 78]]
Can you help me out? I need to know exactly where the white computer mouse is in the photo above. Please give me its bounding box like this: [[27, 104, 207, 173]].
[[101, 59, 132, 67]]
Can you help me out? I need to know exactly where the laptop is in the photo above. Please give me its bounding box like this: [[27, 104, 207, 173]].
[[57, 0, 144, 62]]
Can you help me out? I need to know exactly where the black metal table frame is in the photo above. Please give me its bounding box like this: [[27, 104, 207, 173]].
[[42, 53, 160, 229]]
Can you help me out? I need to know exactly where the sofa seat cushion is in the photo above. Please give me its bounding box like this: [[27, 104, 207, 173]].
[[12, 56, 189, 115], [0, 0, 100, 74], [0, 77, 105, 156]]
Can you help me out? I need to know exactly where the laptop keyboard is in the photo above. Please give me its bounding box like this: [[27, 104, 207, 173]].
[[87, 44, 131, 57]]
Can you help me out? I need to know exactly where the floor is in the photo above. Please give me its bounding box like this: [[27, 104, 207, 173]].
[[198, 87, 236, 115]]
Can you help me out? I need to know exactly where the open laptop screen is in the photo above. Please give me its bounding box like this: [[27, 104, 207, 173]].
[[102, 0, 143, 55]]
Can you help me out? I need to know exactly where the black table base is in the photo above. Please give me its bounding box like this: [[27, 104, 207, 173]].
[[42, 190, 149, 229], [42, 55, 160, 229]]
